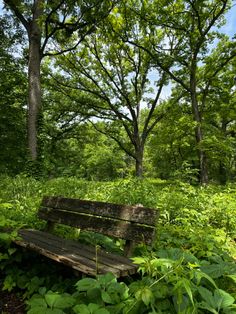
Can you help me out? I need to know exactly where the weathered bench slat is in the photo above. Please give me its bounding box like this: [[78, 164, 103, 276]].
[[17, 236, 114, 276], [24, 230, 137, 271], [16, 229, 138, 277], [38, 207, 155, 243], [42, 197, 158, 226]]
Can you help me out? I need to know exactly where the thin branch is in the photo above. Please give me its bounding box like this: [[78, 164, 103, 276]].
[[89, 120, 136, 159], [42, 0, 66, 53], [3, 0, 29, 31], [125, 39, 191, 92], [142, 72, 166, 139]]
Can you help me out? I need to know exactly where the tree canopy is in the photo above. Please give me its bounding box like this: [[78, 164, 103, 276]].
[[0, 0, 235, 183]]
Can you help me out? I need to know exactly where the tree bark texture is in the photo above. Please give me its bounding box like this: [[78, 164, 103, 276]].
[[135, 145, 144, 178], [27, 0, 43, 161], [190, 64, 209, 185]]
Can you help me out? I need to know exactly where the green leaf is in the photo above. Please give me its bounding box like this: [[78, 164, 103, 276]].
[[200, 264, 224, 279], [198, 301, 218, 314], [214, 289, 235, 309], [28, 306, 48, 314], [38, 287, 47, 296], [195, 270, 217, 288], [227, 275, 236, 283], [101, 291, 114, 304], [27, 295, 48, 309], [87, 287, 102, 304], [53, 294, 75, 309], [174, 278, 194, 305], [131, 257, 148, 265], [75, 278, 98, 292], [16, 274, 28, 289], [7, 248, 16, 255], [141, 287, 153, 306], [73, 304, 90, 314], [0, 233, 11, 241], [45, 291, 61, 308], [88, 303, 100, 312], [96, 309, 110, 314], [198, 287, 215, 309], [97, 273, 116, 286]]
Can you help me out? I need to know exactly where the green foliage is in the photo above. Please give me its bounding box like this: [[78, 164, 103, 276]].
[[27, 289, 75, 314], [0, 17, 27, 175], [1, 176, 236, 313], [130, 247, 236, 313]]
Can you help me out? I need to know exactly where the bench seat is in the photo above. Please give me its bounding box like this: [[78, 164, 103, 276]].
[[16, 229, 138, 277], [12, 196, 159, 277]]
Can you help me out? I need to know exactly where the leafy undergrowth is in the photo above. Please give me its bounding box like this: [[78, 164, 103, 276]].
[[0, 175, 236, 313]]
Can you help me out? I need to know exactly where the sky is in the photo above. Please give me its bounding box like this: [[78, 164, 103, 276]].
[[221, 3, 236, 38]]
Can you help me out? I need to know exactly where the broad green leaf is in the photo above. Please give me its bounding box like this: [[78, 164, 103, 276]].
[[87, 303, 100, 312], [27, 295, 47, 309], [45, 291, 61, 308], [87, 287, 102, 304], [101, 291, 114, 304], [73, 304, 90, 314], [141, 287, 153, 306], [28, 306, 48, 314], [200, 264, 224, 279], [75, 278, 98, 292], [198, 287, 215, 309], [214, 289, 235, 309], [198, 301, 218, 314], [97, 272, 116, 286], [53, 294, 75, 309]]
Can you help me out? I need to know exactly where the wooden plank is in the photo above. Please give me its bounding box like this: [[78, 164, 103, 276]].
[[15, 238, 110, 276], [16, 231, 121, 276], [16, 229, 138, 277], [38, 207, 156, 243], [42, 196, 159, 226], [19, 229, 137, 274]]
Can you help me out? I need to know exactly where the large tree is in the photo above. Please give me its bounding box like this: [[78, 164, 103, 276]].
[[3, 0, 115, 162], [123, 0, 235, 184], [50, 14, 170, 177]]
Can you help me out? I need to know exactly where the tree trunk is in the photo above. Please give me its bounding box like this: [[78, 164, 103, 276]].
[[198, 140, 208, 185], [27, 0, 43, 161], [219, 119, 228, 185], [135, 146, 144, 178], [190, 64, 208, 185]]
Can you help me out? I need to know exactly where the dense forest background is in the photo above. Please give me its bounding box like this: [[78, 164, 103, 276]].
[[0, 0, 235, 184]]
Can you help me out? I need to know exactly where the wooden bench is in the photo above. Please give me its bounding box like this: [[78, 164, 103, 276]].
[[14, 196, 159, 278]]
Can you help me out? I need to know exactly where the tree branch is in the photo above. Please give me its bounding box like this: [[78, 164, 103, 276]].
[[3, 0, 29, 32]]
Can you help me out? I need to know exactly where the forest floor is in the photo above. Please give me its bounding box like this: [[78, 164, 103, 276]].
[[0, 283, 25, 314]]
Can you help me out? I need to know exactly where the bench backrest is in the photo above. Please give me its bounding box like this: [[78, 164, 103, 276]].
[[38, 196, 159, 244]]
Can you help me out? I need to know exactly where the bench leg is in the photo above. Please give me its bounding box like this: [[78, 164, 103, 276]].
[[124, 240, 135, 257]]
